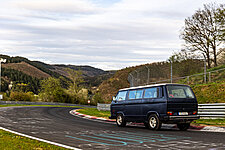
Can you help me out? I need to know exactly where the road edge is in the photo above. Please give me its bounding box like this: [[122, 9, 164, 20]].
[[70, 109, 225, 132], [0, 126, 81, 150]]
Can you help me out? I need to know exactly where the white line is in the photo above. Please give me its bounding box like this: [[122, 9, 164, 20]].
[[0, 126, 81, 150]]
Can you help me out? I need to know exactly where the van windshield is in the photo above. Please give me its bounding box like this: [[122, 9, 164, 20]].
[[166, 85, 195, 99]]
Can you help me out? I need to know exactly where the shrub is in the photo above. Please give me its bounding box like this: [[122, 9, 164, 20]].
[[10, 91, 34, 101]]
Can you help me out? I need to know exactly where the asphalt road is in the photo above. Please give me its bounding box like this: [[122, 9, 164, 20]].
[[0, 106, 224, 150]]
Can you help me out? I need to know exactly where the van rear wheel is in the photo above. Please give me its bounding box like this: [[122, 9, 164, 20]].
[[116, 114, 126, 127], [148, 114, 161, 130], [177, 123, 190, 131]]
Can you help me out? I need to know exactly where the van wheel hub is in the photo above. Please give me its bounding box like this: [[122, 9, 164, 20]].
[[117, 115, 122, 125], [116, 114, 126, 127], [149, 117, 157, 128], [148, 114, 162, 130]]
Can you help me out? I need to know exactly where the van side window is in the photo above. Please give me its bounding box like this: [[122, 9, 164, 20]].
[[144, 87, 159, 98], [128, 89, 143, 100], [128, 90, 136, 100], [136, 90, 143, 99], [116, 91, 127, 101]]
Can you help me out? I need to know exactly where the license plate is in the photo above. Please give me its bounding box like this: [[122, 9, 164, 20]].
[[178, 112, 188, 115]]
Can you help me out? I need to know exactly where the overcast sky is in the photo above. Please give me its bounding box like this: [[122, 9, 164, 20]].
[[0, 0, 224, 70]]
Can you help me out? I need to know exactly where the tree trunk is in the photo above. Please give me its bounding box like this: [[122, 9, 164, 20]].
[[213, 48, 217, 67], [206, 53, 211, 69]]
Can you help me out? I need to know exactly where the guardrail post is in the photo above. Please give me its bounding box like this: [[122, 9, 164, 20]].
[[208, 72, 211, 83], [187, 76, 190, 84]]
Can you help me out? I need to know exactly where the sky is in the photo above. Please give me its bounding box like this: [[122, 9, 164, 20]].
[[0, 0, 224, 70]]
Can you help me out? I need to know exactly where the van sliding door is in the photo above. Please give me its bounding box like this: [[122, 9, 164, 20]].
[[125, 89, 143, 121]]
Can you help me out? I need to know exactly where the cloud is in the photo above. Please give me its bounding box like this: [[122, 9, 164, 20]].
[[0, 0, 224, 70], [12, 0, 100, 14]]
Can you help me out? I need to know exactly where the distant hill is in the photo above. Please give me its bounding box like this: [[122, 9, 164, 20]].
[[2, 62, 50, 79], [0, 54, 114, 93]]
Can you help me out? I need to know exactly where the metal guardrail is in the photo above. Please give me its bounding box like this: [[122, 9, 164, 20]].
[[0, 101, 96, 108], [198, 103, 225, 119], [97, 103, 225, 119], [97, 103, 111, 111]]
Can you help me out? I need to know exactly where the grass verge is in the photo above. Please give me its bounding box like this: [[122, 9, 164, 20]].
[[0, 129, 67, 150], [76, 108, 110, 118], [192, 119, 225, 127]]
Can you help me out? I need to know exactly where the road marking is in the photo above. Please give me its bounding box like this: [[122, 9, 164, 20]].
[[65, 132, 191, 147], [0, 126, 81, 150], [66, 135, 127, 146]]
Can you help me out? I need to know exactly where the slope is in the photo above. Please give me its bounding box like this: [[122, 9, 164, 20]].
[[2, 62, 50, 79]]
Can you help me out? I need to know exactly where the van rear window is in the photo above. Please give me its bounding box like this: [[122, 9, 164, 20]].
[[167, 85, 195, 99]]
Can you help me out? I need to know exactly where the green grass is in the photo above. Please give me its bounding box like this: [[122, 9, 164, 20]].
[[192, 119, 225, 126], [191, 82, 225, 104], [207, 64, 225, 72], [77, 108, 111, 118], [0, 129, 68, 150]]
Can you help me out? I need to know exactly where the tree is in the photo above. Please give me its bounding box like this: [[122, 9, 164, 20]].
[[39, 77, 66, 102], [168, 50, 204, 76], [215, 4, 225, 41], [180, 3, 225, 68], [65, 68, 84, 103]]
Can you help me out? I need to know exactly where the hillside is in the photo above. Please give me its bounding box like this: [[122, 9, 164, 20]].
[[97, 66, 138, 101], [98, 59, 205, 102], [192, 82, 225, 104], [0, 54, 111, 79], [0, 54, 114, 93], [50, 65, 115, 87], [52, 65, 110, 77], [2, 62, 50, 79]]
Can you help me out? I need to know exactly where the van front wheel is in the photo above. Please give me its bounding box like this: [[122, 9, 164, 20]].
[[148, 114, 161, 130], [116, 114, 126, 127]]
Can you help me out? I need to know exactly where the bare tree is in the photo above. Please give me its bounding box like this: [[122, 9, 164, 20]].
[[180, 3, 225, 68], [65, 68, 83, 95]]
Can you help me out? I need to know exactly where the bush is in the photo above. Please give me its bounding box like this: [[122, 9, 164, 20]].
[[1, 92, 10, 101], [10, 91, 34, 101], [91, 92, 105, 105]]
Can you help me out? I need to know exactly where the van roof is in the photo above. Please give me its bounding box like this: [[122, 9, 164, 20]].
[[119, 83, 188, 91]]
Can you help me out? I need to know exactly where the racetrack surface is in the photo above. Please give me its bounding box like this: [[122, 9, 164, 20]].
[[0, 106, 224, 149]]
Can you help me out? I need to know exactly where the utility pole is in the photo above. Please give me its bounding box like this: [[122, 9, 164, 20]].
[[134, 70, 139, 86], [204, 58, 207, 83], [0, 58, 6, 100], [129, 73, 134, 87], [170, 60, 173, 83], [145, 66, 150, 85]]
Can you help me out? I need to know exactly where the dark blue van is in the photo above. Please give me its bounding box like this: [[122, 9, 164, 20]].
[[109, 83, 199, 130]]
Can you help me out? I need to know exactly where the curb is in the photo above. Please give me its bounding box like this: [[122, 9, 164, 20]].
[[70, 109, 115, 123], [70, 109, 225, 132]]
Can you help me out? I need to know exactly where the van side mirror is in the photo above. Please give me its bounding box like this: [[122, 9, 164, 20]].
[[112, 96, 116, 101]]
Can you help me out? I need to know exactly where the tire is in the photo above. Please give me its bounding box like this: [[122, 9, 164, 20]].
[[116, 114, 126, 127], [148, 114, 162, 130], [177, 123, 190, 131]]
